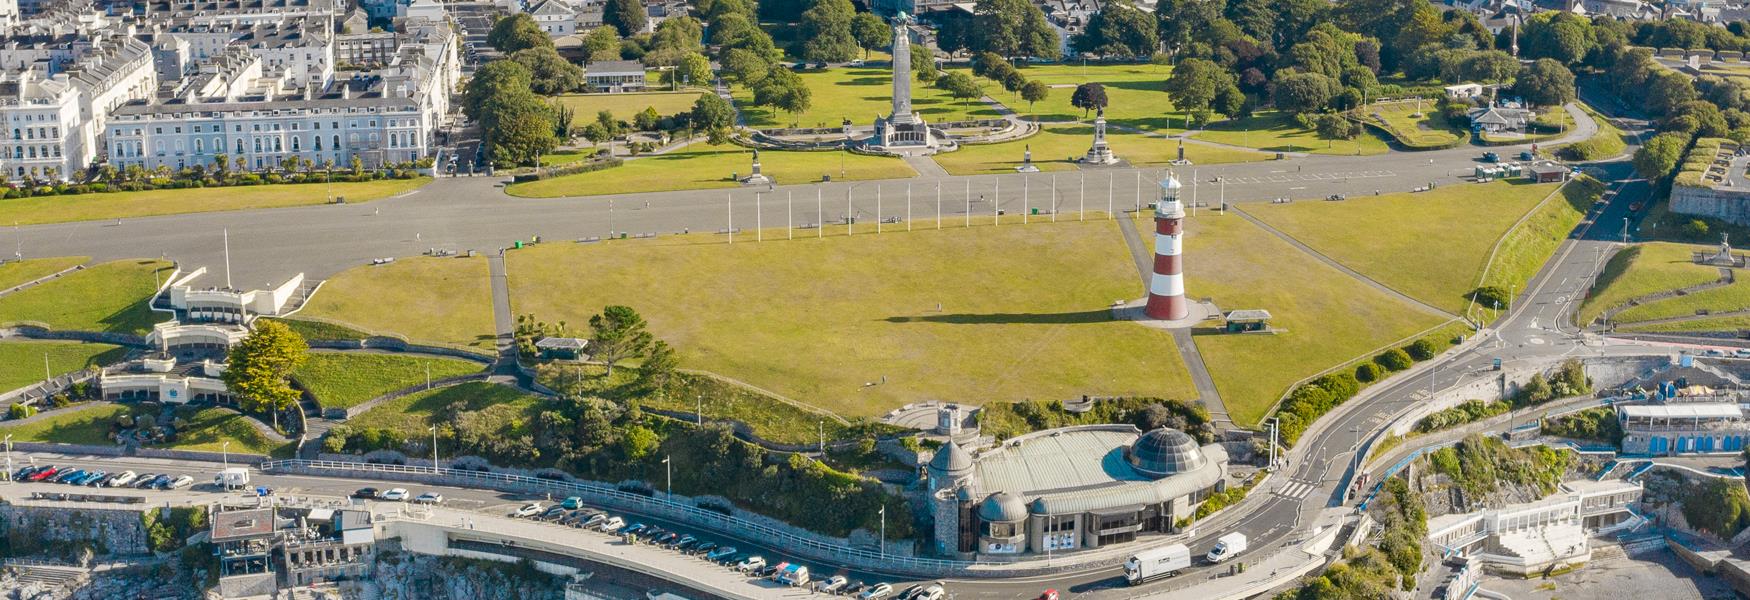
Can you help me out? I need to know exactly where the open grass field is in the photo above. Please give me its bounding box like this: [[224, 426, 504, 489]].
[[295, 256, 495, 350], [732, 67, 1001, 129], [345, 382, 545, 456], [1620, 314, 1750, 333], [1153, 215, 1448, 426], [1194, 111, 1391, 156], [506, 144, 915, 198], [0, 257, 87, 291], [269, 318, 372, 342], [990, 63, 1189, 133], [164, 407, 293, 458], [505, 219, 1197, 417], [0, 259, 172, 334], [0, 403, 129, 446], [0, 179, 429, 226], [1576, 243, 1721, 326], [552, 90, 706, 120], [539, 149, 598, 167], [1248, 181, 1560, 313], [291, 351, 485, 410], [1611, 275, 1750, 324], [0, 341, 125, 394], [1362, 101, 1466, 149], [1476, 178, 1604, 312], [932, 126, 1270, 176]]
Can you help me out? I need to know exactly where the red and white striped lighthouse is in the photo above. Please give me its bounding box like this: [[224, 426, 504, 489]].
[[1145, 173, 1188, 321]]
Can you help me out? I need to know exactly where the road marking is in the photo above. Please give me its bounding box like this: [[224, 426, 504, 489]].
[[1277, 480, 1315, 499]]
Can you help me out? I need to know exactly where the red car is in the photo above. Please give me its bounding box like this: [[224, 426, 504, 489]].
[[27, 467, 58, 482], [1039, 590, 1058, 600]]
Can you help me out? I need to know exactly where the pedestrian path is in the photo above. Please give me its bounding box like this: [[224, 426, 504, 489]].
[[485, 252, 514, 365], [1230, 206, 1457, 319]]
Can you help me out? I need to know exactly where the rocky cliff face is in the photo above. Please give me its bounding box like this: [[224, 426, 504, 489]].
[[356, 551, 566, 600], [0, 505, 149, 557]]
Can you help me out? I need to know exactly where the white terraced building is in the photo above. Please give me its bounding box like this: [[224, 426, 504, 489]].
[[0, 69, 84, 181], [100, 271, 304, 404], [1426, 480, 1643, 576]]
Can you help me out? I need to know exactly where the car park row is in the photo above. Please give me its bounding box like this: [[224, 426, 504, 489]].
[[12, 466, 194, 490]]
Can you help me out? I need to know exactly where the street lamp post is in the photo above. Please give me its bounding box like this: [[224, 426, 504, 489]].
[[221, 441, 230, 470], [6, 434, 13, 482], [429, 425, 439, 470], [879, 505, 886, 557], [663, 455, 672, 501]]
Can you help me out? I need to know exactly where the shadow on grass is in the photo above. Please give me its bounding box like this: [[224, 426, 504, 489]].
[[884, 310, 1113, 324]]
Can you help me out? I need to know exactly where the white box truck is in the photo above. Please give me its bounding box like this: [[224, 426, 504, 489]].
[[1206, 532, 1248, 563], [1124, 544, 1190, 585], [215, 467, 250, 489]]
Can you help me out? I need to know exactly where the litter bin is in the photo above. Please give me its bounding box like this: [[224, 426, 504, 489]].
[[514, 241, 523, 249]]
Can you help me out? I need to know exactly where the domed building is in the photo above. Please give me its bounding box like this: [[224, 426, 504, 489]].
[[924, 426, 1228, 557]]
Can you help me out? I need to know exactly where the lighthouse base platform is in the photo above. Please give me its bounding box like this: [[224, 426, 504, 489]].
[[1110, 297, 1219, 330]]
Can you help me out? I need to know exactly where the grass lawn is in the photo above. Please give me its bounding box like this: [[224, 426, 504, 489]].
[[295, 256, 495, 350], [505, 144, 915, 198], [1248, 181, 1560, 313], [0, 403, 130, 446], [345, 382, 545, 456], [552, 90, 706, 120], [0, 179, 430, 226], [1621, 314, 1750, 333], [933, 126, 1269, 176], [990, 63, 1189, 134], [1362, 101, 1466, 149], [268, 318, 373, 341], [0, 257, 87, 291], [1194, 111, 1391, 156], [0, 341, 125, 393], [1612, 275, 1750, 324], [291, 351, 485, 410], [163, 407, 294, 458], [539, 149, 599, 167], [1575, 242, 1721, 326], [0, 259, 173, 334], [1476, 178, 1604, 316], [506, 219, 1197, 417], [732, 67, 1001, 129], [1162, 215, 1448, 426]]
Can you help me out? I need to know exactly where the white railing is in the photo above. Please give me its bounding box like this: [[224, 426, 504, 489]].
[[259, 459, 988, 575]]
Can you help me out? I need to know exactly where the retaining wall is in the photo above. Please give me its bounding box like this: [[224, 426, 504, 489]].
[[1671, 184, 1750, 226], [7, 441, 268, 465], [0, 504, 150, 555]]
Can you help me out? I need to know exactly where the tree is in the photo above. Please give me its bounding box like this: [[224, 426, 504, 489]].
[[752, 66, 812, 120], [638, 339, 679, 391], [1271, 71, 1340, 114], [723, 47, 771, 85], [1314, 113, 1358, 146], [1522, 12, 1596, 66], [634, 106, 661, 131], [935, 71, 984, 117], [798, 0, 860, 63], [912, 44, 939, 83], [582, 26, 622, 64], [688, 92, 736, 133], [1458, 50, 1518, 84], [1069, 82, 1109, 117], [1515, 59, 1576, 107], [604, 0, 647, 37], [464, 60, 534, 122], [1633, 131, 1690, 179], [1020, 80, 1050, 115], [852, 12, 888, 60], [971, 0, 1060, 60], [1165, 57, 1238, 114], [589, 305, 653, 376], [1374, 347, 1413, 372], [488, 14, 552, 54], [1645, 69, 1699, 117], [221, 320, 308, 431], [485, 92, 558, 166], [511, 47, 585, 94], [619, 425, 660, 460], [1075, 3, 1158, 58], [664, 51, 712, 90]]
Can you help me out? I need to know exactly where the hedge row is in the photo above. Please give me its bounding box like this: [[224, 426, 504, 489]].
[[1275, 332, 1459, 446]]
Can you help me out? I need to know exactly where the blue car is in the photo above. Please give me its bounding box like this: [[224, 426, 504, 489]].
[[52, 469, 84, 483], [72, 471, 105, 485]]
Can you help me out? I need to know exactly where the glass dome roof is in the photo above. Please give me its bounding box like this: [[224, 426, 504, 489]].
[[1126, 428, 1206, 478]]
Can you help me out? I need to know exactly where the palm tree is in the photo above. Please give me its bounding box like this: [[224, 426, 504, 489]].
[[214, 154, 230, 174], [98, 164, 117, 182]]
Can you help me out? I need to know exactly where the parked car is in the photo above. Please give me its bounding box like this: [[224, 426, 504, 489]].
[[894, 584, 924, 600], [168, 475, 194, 489], [512, 503, 544, 518], [12, 466, 37, 481], [88, 472, 117, 487], [691, 541, 717, 555], [150, 474, 176, 489], [127, 472, 155, 487], [599, 517, 626, 533], [538, 506, 567, 521], [52, 469, 84, 483], [858, 583, 894, 600], [78, 471, 108, 485], [623, 523, 648, 536], [353, 487, 380, 499], [655, 532, 680, 546], [106, 471, 137, 487], [1735, 348, 1750, 358], [1038, 589, 1058, 600], [27, 467, 59, 482], [378, 488, 410, 501], [643, 527, 668, 542], [413, 492, 444, 504], [756, 562, 783, 578], [843, 581, 867, 596], [561, 496, 585, 510], [735, 556, 767, 573], [915, 584, 945, 600], [816, 576, 849, 594], [706, 546, 738, 562], [581, 514, 608, 529]]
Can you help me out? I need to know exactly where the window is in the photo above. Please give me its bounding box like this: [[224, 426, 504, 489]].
[[253, 139, 261, 153], [314, 136, 322, 151], [291, 137, 299, 151], [195, 139, 204, 153]]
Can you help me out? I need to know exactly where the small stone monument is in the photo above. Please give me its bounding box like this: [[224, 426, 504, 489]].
[[739, 148, 771, 186], [1170, 137, 1192, 165], [936, 404, 962, 435], [1016, 144, 1040, 172], [1080, 107, 1118, 165]]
